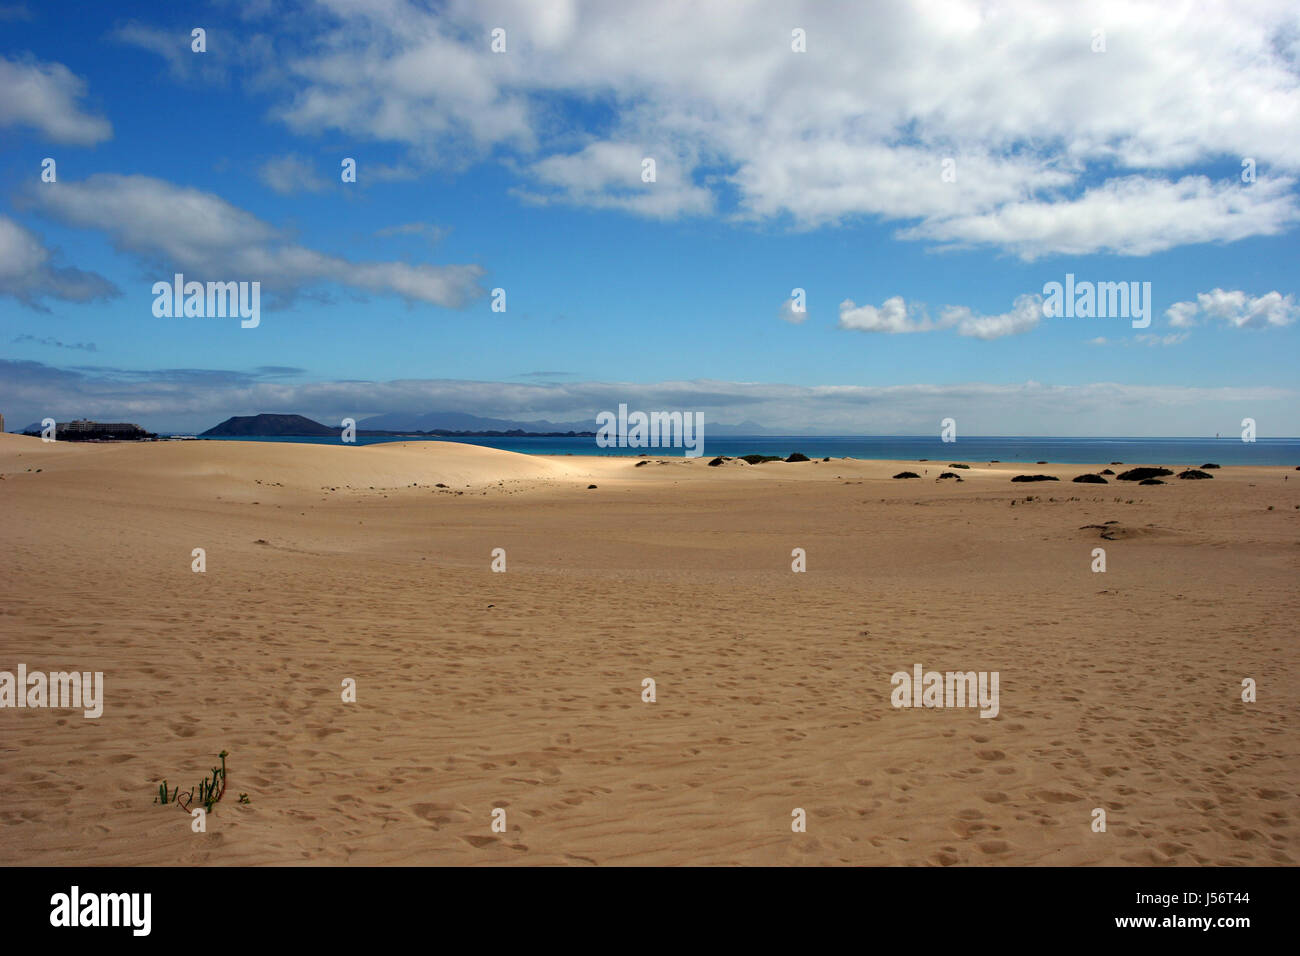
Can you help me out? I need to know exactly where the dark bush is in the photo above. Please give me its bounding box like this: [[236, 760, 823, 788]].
[[1138, 478, 1164, 485], [1178, 469, 1213, 480], [1117, 467, 1173, 481], [707, 457, 725, 466], [1200, 463, 1221, 469], [785, 452, 810, 462], [1011, 474, 1059, 482], [893, 471, 920, 479], [740, 454, 781, 465], [948, 463, 970, 469], [1072, 474, 1108, 483]]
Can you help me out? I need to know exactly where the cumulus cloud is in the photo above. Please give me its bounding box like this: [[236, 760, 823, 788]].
[[0, 215, 119, 308], [0, 55, 111, 144], [212, 0, 1300, 255], [901, 176, 1300, 259], [259, 154, 329, 194], [27, 175, 486, 308], [514, 142, 714, 219], [1165, 289, 1299, 329], [839, 295, 937, 334], [111, 21, 273, 85], [840, 293, 1043, 339], [778, 297, 809, 324], [945, 295, 1044, 340]]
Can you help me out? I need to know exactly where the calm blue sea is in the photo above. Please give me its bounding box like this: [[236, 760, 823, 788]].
[[193, 434, 1300, 466]]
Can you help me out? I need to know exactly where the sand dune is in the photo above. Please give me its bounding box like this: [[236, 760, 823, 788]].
[[1, 434, 1296, 865]]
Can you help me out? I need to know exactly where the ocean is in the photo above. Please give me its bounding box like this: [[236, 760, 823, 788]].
[[193, 434, 1300, 466]]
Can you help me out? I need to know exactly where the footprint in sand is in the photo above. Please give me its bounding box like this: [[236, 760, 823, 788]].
[[1033, 789, 1084, 804]]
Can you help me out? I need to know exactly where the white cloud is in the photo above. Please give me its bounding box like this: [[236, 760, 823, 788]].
[[229, 0, 1300, 255], [839, 295, 936, 334], [778, 298, 809, 324], [1165, 288, 1299, 329], [30, 175, 485, 308], [945, 294, 1043, 340], [1136, 332, 1190, 346], [840, 293, 1043, 339], [514, 141, 714, 219], [0, 215, 118, 307], [259, 154, 329, 194], [0, 55, 111, 144], [901, 176, 1299, 259]]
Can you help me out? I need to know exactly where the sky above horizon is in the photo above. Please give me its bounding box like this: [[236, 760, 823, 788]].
[[1, 0, 1298, 435]]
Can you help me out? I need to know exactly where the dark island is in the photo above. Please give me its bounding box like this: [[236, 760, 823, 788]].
[[201, 413, 597, 439]]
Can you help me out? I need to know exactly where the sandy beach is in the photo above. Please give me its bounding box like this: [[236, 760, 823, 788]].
[[0, 432, 1295, 866]]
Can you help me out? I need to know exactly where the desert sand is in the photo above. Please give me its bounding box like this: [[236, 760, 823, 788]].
[[0, 432, 1296, 865]]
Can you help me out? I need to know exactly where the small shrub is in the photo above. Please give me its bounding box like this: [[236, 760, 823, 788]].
[[1117, 467, 1173, 481]]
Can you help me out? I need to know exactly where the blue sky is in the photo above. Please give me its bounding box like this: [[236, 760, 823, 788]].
[[1, 0, 1297, 434]]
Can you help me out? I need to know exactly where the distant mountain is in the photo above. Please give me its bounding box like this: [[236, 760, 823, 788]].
[[706, 420, 779, 436], [199, 411, 784, 438], [359, 412, 782, 435], [201, 414, 336, 437], [359, 411, 593, 433]]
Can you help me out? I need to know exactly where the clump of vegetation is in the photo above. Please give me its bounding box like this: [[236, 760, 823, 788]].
[[1100, 468, 1115, 475], [1011, 474, 1059, 482], [1117, 467, 1173, 481], [587, 484, 598, 489], [785, 452, 810, 462], [948, 463, 970, 469], [707, 456, 725, 466], [1138, 478, 1165, 485], [156, 750, 230, 813], [1178, 469, 1213, 480], [937, 472, 957, 480], [740, 454, 781, 464], [1072, 474, 1108, 483], [1200, 463, 1221, 469], [893, 471, 920, 479]]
